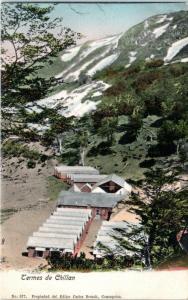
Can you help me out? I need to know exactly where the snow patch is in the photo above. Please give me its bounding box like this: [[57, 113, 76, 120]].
[[36, 90, 68, 108], [181, 57, 188, 63], [156, 15, 167, 24], [55, 34, 121, 81], [27, 81, 110, 118], [129, 56, 136, 64], [65, 100, 100, 118], [144, 20, 149, 29], [91, 91, 102, 98], [27, 123, 50, 133], [87, 53, 119, 77], [141, 42, 148, 47], [80, 35, 120, 60], [153, 23, 169, 38], [130, 51, 137, 56], [164, 37, 188, 61], [61, 45, 81, 62], [125, 51, 137, 67], [156, 15, 173, 24], [64, 46, 113, 81], [173, 24, 177, 29], [125, 63, 131, 69]]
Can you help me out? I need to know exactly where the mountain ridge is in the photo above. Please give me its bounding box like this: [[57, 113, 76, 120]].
[[25, 10, 188, 124]]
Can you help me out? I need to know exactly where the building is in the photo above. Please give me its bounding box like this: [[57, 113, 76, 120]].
[[54, 165, 99, 182], [93, 221, 141, 258], [26, 208, 92, 258], [67, 174, 108, 192], [57, 191, 127, 220], [91, 174, 132, 194]]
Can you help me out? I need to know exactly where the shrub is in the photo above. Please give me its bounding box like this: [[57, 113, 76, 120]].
[[27, 160, 36, 168], [145, 59, 164, 68], [139, 159, 156, 168], [47, 252, 134, 271], [133, 71, 163, 92]]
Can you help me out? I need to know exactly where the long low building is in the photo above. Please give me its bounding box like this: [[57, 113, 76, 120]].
[[26, 208, 92, 258], [57, 191, 127, 220], [93, 221, 141, 258], [54, 165, 99, 181]]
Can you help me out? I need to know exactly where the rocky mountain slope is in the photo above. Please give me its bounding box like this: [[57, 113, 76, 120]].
[[116, 10, 188, 67], [25, 10, 188, 122]]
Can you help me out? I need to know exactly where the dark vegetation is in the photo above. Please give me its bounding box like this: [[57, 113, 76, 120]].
[[55, 60, 188, 179], [1, 3, 80, 144], [48, 252, 136, 271], [116, 168, 188, 268]]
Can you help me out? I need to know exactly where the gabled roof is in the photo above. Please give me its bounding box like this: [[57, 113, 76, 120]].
[[57, 191, 126, 208], [92, 174, 125, 190], [80, 183, 92, 191]]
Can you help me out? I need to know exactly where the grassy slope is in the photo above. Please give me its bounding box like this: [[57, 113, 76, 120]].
[[85, 115, 159, 180], [47, 176, 69, 201], [69, 60, 188, 181]]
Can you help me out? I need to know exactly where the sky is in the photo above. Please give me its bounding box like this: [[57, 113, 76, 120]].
[[51, 2, 187, 42]]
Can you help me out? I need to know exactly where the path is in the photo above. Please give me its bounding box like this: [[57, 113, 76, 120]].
[[78, 218, 102, 259]]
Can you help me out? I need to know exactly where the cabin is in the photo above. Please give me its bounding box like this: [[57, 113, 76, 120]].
[[27, 208, 92, 258], [57, 191, 127, 220], [67, 174, 108, 192], [91, 174, 132, 195], [93, 221, 140, 258], [73, 183, 93, 193], [54, 165, 99, 182]]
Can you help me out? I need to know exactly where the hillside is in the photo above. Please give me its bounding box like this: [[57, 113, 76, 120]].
[[2, 10, 188, 180], [17, 10, 188, 124], [60, 60, 188, 180], [116, 10, 188, 67]]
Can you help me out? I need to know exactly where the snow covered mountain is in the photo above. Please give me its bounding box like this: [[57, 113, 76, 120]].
[[28, 10, 188, 124], [55, 34, 121, 82], [116, 10, 188, 68]]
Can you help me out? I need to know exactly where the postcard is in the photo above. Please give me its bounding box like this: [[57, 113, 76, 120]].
[[1, 0, 188, 299]]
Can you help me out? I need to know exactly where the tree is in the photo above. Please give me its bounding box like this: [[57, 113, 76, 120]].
[[42, 114, 75, 152], [1, 3, 80, 140], [77, 130, 89, 166], [158, 120, 188, 155], [98, 116, 118, 144], [115, 168, 188, 268]]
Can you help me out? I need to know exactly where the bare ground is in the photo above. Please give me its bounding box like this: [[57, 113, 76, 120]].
[[0, 156, 57, 270]]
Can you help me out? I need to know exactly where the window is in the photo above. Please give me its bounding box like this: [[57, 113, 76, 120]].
[[36, 251, 43, 257]]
